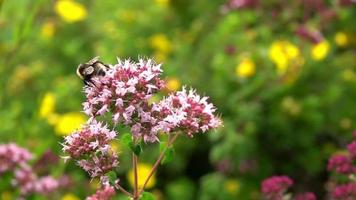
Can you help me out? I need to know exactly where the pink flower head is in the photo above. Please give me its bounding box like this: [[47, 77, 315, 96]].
[[294, 192, 317, 200], [86, 185, 116, 200], [62, 120, 117, 159], [347, 141, 356, 160], [83, 58, 164, 123], [63, 120, 119, 178], [227, 0, 259, 9], [261, 175, 293, 200], [12, 165, 37, 195], [33, 176, 59, 194], [0, 143, 32, 173], [77, 153, 119, 178], [152, 87, 222, 137], [332, 183, 356, 200], [327, 154, 355, 174], [12, 166, 60, 195]]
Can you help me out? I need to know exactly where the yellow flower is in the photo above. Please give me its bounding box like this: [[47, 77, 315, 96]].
[[269, 40, 300, 74], [127, 163, 156, 189], [334, 32, 348, 47], [235, 58, 255, 78], [61, 193, 80, 200], [155, 0, 170, 7], [149, 34, 172, 55], [311, 40, 330, 61], [41, 21, 55, 39], [281, 96, 301, 116], [54, 112, 86, 136], [153, 51, 168, 63], [55, 0, 87, 23], [224, 179, 240, 194], [39, 92, 56, 118], [110, 140, 121, 153], [1, 191, 13, 200], [90, 178, 100, 190], [166, 77, 181, 91], [340, 118, 352, 129], [119, 10, 137, 23], [342, 69, 356, 81]]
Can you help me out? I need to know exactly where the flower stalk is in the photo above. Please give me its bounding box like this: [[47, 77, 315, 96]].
[[139, 133, 180, 195]]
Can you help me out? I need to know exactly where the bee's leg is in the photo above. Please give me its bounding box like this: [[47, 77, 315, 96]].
[[84, 79, 90, 86], [84, 79, 99, 88]]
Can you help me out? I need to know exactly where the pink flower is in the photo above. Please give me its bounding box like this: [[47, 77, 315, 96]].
[[12, 166, 60, 195], [83, 59, 164, 124], [347, 141, 356, 160], [152, 88, 222, 137], [261, 176, 293, 200], [294, 192, 317, 200], [33, 176, 59, 194], [62, 120, 117, 158], [327, 154, 355, 174], [63, 120, 119, 178], [12, 165, 37, 195], [77, 153, 119, 178], [0, 143, 32, 173], [332, 183, 356, 200], [86, 186, 116, 200]]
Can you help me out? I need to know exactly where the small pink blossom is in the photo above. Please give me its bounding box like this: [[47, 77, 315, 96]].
[[332, 183, 356, 200], [86, 185, 116, 200], [347, 141, 356, 160], [63, 120, 119, 178], [62, 120, 117, 158], [261, 175, 293, 200], [12, 166, 59, 195], [77, 153, 119, 178], [152, 88, 222, 137], [294, 192, 317, 200], [0, 143, 32, 173], [83, 59, 165, 124], [327, 154, 355, 174]]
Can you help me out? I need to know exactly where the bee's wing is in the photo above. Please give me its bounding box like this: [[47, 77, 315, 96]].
[[87, 56, 100, 65]]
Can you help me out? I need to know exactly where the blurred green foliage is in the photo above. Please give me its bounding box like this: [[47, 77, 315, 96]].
[[0, 0, 355, 199]]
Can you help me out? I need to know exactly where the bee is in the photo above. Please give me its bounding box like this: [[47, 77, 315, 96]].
[[76, 57, 110, 86]]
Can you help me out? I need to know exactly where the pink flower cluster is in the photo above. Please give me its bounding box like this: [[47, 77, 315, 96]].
[[332, 183, 356, 200], [327, 132, 356, 199], [0, 143, 32, 173], [294, 192, 317, 200], [83, 59, 164, 121], [0, 143, 63, 197], [63, 57, 221, 198], [78, 58, 221, 143], [347, 141, 356, 160], [261, 176, 293, 200], [13, 166, 59, 195], [152, 88, 222, 137], [62, 120, 118, 177], [86, 186, 116, 200], [327, 154, 356, 174], [261, 176, 316, 200], [327, 133, 356, 175]]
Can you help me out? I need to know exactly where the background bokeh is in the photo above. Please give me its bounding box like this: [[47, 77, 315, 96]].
[[0, 0, 355, 199]]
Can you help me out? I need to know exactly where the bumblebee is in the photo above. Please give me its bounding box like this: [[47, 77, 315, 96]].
[[76, 57, 109, 86]]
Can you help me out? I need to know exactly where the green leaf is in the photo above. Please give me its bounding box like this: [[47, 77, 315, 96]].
[[162, 146, 174, 164], [105, 171, 117, 185], [132, 144, 142, 156], [140, 192, 156, 200], [121, 133, 133, 148]]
